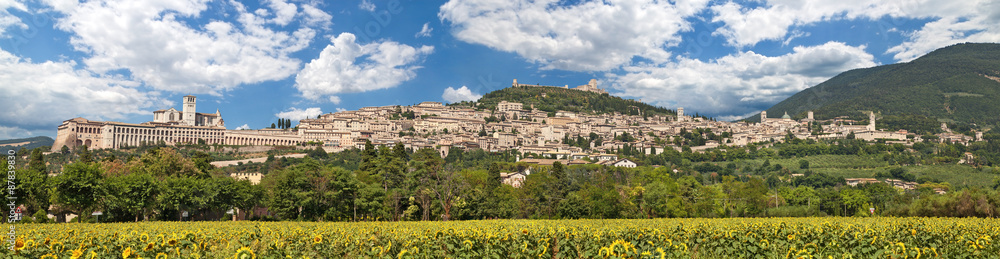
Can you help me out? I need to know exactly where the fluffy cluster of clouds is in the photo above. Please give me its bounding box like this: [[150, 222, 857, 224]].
[[294, 33, 434, 104], [442, 86, 482, 103], [0, 48, 169, 137], [0, 0, 433, 139], [439, 0, 1000, 118], [439, 0, 707, 71], [610, 42, 876, 117], [276, 107, 323, 121]]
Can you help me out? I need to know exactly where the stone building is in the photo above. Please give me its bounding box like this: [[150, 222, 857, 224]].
[[52, 95, 301, 152]]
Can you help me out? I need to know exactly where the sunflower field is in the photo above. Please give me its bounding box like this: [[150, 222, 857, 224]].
[[5, 217, 998, 258]]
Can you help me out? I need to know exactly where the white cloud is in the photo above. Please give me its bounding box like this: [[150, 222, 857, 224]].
[[266, 0, 297, 26], [294, 33, 434, 102], [234, 124, 251, 130], [359, 0, 375, 12], [442, 86, 481, 103], [439, 0, 709, 71], [335, 108, 347, 112], [0, 125, 35, 140], [610, 42, 876, 117], [0, 0, 27, 37], [887, 1, 1000, 61], [301, 4, 333, 28], [708, 0, 1000, 61], [0, 48, 166, 139], [276, 107, 323, 121], [415, 22, 432, 38], [44, 0, 320, 95], [328, 96, 341, 104]]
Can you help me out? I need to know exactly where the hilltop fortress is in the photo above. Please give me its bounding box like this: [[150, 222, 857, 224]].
[[53, 79, 979, 156]]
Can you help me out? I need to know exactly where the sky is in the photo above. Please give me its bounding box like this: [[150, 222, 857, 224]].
[[1, 0, 998, 139]]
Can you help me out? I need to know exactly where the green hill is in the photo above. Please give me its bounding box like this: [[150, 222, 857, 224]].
[[0, 136, 54, 154], [450, 85, 677, 117], [748, 43, 1000, 130]]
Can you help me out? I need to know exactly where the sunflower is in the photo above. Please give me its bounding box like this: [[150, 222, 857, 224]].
[[86, 251, 98, 259], [234, 246, 255, 259], [167, 238, 179, 247], [122, 247, 134, 258], [145, 242, 156, 251], [40, 254, 59, 259], [313, 235, 323, 244], [49, 241, 65, 253], [70, 248, 85, 259], [156, 252, 169, 259], [13, 238, 24, 250]]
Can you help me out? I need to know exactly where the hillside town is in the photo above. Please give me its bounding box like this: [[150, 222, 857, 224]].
[[53, 79, 985, 166]]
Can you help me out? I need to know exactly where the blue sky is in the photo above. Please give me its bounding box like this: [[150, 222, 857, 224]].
[[1, 0, 998, 139]]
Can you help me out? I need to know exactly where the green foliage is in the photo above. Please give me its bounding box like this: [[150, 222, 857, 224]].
[[53, 162, 105, 216]]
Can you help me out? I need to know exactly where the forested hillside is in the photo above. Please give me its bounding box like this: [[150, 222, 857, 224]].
[[750, 43, 1000, 128], [450, 85, 678, 117], [1, 136, 54, 154]]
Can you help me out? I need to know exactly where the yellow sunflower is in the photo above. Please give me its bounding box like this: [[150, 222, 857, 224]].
[[313, 235, 323, 244], [70, 248, 85, 259], [122, 247, 134, 258], [13, 238, 24, 251], [145, 242, 155, 251], [234, 246, 256, 259], [156, 252, 169, 259]]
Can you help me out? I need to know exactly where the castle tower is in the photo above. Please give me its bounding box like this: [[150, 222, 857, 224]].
[[760, 111, 767, 123], [807, 111, 814, 120], [677, 107, 684, 122], [512, 79, 518, 87], [182, 95, 196, 126]]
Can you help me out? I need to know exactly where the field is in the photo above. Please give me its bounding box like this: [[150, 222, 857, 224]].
[[7, 217, 998, 258]]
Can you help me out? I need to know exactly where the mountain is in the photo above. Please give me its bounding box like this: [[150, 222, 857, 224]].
[[451, 84, 677, 117], [0, 136, 55, 154], [748, 43, 1000, 129]]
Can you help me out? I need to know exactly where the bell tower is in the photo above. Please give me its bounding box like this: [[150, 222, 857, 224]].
[[183, 95, 197, 126]]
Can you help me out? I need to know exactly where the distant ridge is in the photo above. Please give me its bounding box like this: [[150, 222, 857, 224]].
[[748, 43, 1000, 128], [0, 136, 55, 154]]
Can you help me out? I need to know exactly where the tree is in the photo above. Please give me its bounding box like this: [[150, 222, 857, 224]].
[[191, 151, 214, 173], [52, 162, 105, 219], [134, 148, 205, 178], [271, 123, 276, 129], [308, 146, 329, 160], [17, 149, 50, 216], [799, 159, 810, 169], [77, 145, 93, 163], [393, 142, 409, 162], [487, 162, 502, 190], [285, 118, 291, 129], [100, 172, 158, 221], [28, 148, 46, 173]]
